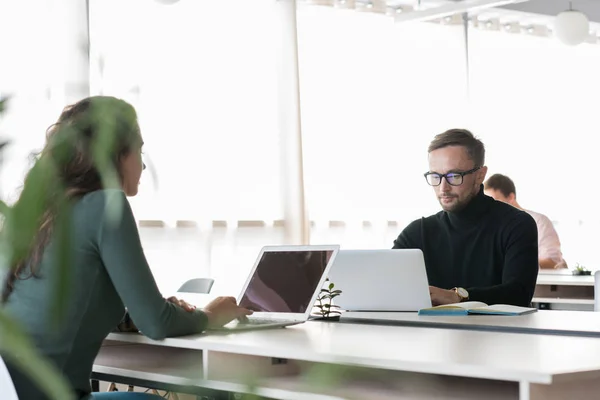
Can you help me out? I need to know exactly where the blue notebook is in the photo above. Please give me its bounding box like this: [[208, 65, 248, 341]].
[[418, 301, 537, 316]]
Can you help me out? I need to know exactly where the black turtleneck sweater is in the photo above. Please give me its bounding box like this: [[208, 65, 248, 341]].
[[393, 185, 539, 307]]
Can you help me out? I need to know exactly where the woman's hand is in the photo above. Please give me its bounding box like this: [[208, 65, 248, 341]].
[[167, 296, 196, 312], [203, 296, 253, 328]]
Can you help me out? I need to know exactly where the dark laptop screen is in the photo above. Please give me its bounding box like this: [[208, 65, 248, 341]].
[[238, 250, 334, 313]]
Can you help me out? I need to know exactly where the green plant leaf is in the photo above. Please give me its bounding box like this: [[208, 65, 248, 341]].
[[0, 200, 10, 215], [51, 199, 73, 326], [304, 363, 350, 389], [89, 98, 136, 227], [6, 159, 52, 266], [0, 310, 74, 400], [328, 282, 334, 290], [0, 96, 8, 114]]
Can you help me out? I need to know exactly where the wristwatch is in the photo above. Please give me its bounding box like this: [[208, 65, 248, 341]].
[[453, 287, 469, 302]]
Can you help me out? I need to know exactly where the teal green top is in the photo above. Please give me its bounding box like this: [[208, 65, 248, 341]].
[[4, 190, 208, 399]]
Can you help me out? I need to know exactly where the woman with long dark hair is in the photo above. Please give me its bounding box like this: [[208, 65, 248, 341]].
[[2, 96, 252, 399]]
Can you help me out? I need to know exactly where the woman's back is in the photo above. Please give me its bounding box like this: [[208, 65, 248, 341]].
[[5, 189, 208, 399], [2, 97, 251, 400]]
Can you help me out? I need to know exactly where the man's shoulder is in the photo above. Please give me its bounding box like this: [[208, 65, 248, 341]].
[[489, 198, 528, 216], [488, 200, 537, 228], [393, 214, 439, 248], [406, 211, 446, 227], [524, 209, 553, 224]]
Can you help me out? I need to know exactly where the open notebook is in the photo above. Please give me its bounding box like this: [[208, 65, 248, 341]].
[[418, 301, 537, 316]]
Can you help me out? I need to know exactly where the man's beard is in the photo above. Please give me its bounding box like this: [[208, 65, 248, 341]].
[[439, 190, 476, 213]]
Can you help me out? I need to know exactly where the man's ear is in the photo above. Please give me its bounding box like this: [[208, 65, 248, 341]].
[[508, 192, 516, 203], [477, 166, 488, 185]]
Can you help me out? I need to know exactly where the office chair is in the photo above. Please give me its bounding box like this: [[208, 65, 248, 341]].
[[177, 278, 215, 294]]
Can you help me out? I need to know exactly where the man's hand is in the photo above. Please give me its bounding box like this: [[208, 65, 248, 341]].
[[203, 296, 254, 328], [429, 286, 461, 306], [539, 258, 567, 270], [167, 296, 196, 312]]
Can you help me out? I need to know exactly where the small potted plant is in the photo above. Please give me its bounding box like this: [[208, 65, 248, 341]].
[[572, 263, 591, 276], [313, 279, 342, 321]]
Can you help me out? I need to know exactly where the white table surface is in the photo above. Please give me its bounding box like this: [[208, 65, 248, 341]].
[[339, 310, 600, 337], [94, 343, 519, 400], [536, 274, 595, 286], [106, 320, 600, 385]]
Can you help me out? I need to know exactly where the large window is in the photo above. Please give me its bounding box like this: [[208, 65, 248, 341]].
[[0, 0, 64, 202], [89, 0, 284, 294], [467, 27, 600, 267], [3, 1, 598, 292], [297, 6, 468, 246], [89, 2, 600, 273], [89, 0, 282, 223]]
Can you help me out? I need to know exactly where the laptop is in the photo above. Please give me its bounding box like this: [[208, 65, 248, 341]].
[[327, 249, 432, 312], [213, 244, 340, 331]]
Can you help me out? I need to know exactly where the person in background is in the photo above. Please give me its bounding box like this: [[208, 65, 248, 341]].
[[2, 96, 252, 400], [393, 129, 538, 307], [484, 173, 566, 270]]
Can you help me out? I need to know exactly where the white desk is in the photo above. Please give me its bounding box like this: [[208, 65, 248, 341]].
[[533, 274, 595, 310], [339, 310, 600, 337], [536, 275, 594, 286], [94, 321, 600, 400], [537, 269, 573, 276]]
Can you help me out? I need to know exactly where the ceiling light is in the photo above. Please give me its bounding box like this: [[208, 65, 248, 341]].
[[554, 3, 590, 46]]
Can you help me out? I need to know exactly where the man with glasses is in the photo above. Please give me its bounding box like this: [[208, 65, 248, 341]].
[[393, 129, 538, 307]]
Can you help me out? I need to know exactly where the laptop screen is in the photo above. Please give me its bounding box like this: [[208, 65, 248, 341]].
[[239, 249, 335, 313]]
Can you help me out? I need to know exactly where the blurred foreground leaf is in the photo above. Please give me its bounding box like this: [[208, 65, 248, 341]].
[[6, 156, 57, 268], [0, 93, 72, 398], [52, 198, 73, 325], [0, 97, 8, 114], [90, 99, 130, 226], [0, 95, 142, 400], [304, 363, 350, 389], [0, 199, 10, 217], [0, 310, 74, 400]]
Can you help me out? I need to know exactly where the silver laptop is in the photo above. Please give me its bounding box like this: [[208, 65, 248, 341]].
[[214, 244, 340, 331], [327, 249, 432, 312]]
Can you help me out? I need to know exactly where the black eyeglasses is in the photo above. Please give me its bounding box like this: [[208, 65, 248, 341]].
[[424, 166, 481, 187]]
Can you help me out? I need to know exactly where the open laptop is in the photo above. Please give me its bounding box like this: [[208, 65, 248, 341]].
[[213, 244, 340, 331], [327, 249, 431, 312]]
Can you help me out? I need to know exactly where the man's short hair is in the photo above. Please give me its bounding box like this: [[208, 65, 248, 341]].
[[484, 174, 516, 197], [428, 129, 485, 167]]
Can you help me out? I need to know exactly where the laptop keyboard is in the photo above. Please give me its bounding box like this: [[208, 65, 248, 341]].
[[208, 317, 303, 331], [239, 318, 295, 325]]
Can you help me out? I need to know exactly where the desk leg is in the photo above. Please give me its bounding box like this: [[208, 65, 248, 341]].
[[91, 379, 99, 392], [521, 374, 600, 400]]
